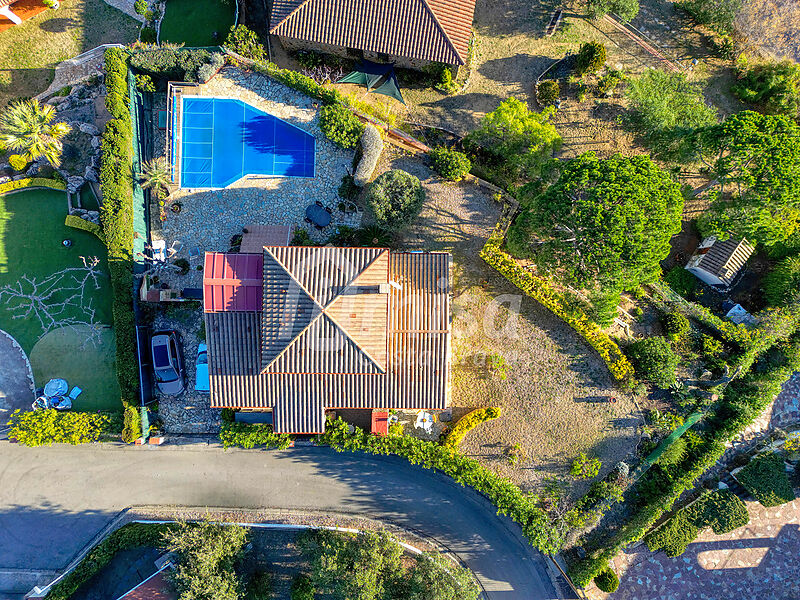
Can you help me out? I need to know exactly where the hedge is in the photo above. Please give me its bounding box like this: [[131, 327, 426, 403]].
[[65, 214, 105, 242], [6, 409, 120, 446], [354, 124, 383, 186], [570, 336, 800, 586], [736, 452, 795, 507], [443, 407, 501, 449], [45, 523, 175, 600], [101, 48, 139, 408], [219, 422, 294, 449], [481, 225, 635, 384], [0, 177, 66, 194], [318, 417, 566, 555]]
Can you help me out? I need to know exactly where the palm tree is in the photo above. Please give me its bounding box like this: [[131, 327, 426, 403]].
[[138, 157, 172, 198], [0, 99, 71, 167]]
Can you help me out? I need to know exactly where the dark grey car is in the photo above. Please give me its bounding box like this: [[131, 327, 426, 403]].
[[151, 330, 184, 395]]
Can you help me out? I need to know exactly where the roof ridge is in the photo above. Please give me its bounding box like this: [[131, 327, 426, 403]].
[[264, 246, 325, 309], [268, 0, 316, 34], [319, 309, 387, 373], [323, 248, 388, 309], [415, 0, 464, 64]]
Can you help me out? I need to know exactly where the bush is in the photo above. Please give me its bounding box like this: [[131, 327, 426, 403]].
[[587, 0, 640, 22], [0, 176, 65, 193], [290, 574, 315, 600], [691, 490, 749, 534], [576, 41, 607, 74], [732, 61, 800, 117], [65, 214, 105, 242], [663, 311, 690, 341], [354, 124, 383, 185], [537, 80, 560, 105], [6, 409, 119, 446], [219, 422, 293, 449], [571, 452, 602, 479], [129, 47, 211, 82], [442, 407, 501, 449], [224, 24, 266, 62], [594, 566, 620, 592], [657, 436, 687, 466], [679, 0, 742, 34], [319, 103, 364, 149], [139, 26, 157, 44], [244, 571, 271, 600], [764, 255, 800, 306], [736, 452, 795, 507], [319, 417, 565, 555], [197, 63, 216, 83], [8, 154, 28, 171], [590, 288, 620, 327], [627, 336, 679, 387], [366, 169, 425, 231], [338, 174, 360, 200], [122, 404, 142, 443], [663, 265, 698, 298], [133, 0, 147, 14], [596, 68, 624, 96], [429, 147, 471, 181], [134, 73, 155, 92], [645, 509, 698, 556]]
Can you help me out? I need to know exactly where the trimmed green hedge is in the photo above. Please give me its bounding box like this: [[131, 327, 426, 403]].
[[101, 48, 138, 408], [65, 214, 105, 242], [443, 407, 501, 449], [45, 523, 175, 600], [219, 422, 294, 449], [6, 409, 120, 446], [0, 177, 66, 193], [594, 566, 619, 593], [318, 417, 565, 555], [736, 452, 795, 507], [481, 225, 635, 383]]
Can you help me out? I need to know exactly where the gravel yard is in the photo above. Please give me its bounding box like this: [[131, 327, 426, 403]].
[[376, 150, 643, 496]]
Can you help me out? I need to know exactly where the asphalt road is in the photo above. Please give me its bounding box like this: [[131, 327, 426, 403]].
[[0, 443, 558, 599]]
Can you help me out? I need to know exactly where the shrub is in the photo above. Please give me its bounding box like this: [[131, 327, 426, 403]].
[[429, 146, 471, 181], [219, 422, 293, 449], [763, 255, 800, 306], [663, 311, 690, 341], [736, 452, 795, 507], [366, 169, 425, 231], [122, 404, 142, 443], [338, 174, 360, 200], [537, 80, 560, 105], [663, 265, 698, 298], [587, 0, 640, 22], [244, 571, 271, 600], [679, 0, 742, 34], [594, 566, 620, 592], [319, 103, 364, 149], [596, 68, 624, 96], [129, 48, 211, 82], [627, 336, 679, 387], [290, 574, 315, 600], [134, 73, 155, 92], [354, 124, 383, 185], [590, 288, 620, 327], [133, 0, 147, 14], [0, 176, 65, 193], [576, 41, 607, 74], [657, 436, 687, 466], [645, 509, 698, 556], [224, 24, 266, 62], [571, 452, 602, 479], [65, 214, 105, 242], [731, 61, 800, 117], [6, 409, 119, 446], [443, 407, 501, 449], [197, 63, 216, 83], [8, 154, 28, 171], [691, 490, 749, 534], [140, 26, 157, 44]]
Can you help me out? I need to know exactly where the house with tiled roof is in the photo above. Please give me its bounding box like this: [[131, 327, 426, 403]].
[[203, 246, 451, 434], [269, 0, 477, 71]]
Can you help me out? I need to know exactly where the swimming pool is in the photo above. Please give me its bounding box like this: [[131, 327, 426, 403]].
[[175, 97, 316, 188]]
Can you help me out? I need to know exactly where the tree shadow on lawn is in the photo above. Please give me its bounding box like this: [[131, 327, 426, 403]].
[[38, 17, 77, 34]]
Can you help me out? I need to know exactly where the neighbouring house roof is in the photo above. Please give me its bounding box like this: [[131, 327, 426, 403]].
[[204, 247, 451, 433], [203, 252, 264, 312], [240, 225, 293, 253], [688, 236, 754, 286], [116, 567, 177, 600], [269, 0, 476, 65]]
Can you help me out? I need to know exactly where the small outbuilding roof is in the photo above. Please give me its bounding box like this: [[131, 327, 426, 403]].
[[688, 236, 754, 286]]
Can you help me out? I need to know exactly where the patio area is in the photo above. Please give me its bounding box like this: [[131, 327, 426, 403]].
[[150, 68, 360, 291]]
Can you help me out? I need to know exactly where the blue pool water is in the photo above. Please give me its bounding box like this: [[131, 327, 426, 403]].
[[176, 97, 316, 188]]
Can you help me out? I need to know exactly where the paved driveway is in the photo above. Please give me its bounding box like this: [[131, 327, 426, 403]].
[[0, 444, 557, 599], [0, 331, 33, 424]]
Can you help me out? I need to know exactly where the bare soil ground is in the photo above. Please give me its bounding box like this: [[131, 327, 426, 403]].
[[736, 0, 800, 63], [373, 149, 643, 496]]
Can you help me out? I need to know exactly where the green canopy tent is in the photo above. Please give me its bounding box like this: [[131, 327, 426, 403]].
[[336, 60, 405, 104]]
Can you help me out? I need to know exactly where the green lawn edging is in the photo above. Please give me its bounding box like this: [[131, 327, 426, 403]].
[[100, 47, 138, 409], [65, 214, 106, 243], [0, 177, 66, 194], [480, 224, 635, 384]]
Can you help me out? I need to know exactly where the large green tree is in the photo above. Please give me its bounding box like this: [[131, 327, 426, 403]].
[[464, 97, 561, 181], [732, 61, 800, 118], [694, 111, 800, 246], [679, 0, 743, 33], [507, 152, 683, 292]]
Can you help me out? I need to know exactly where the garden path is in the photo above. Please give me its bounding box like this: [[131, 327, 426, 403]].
[[0, 330, 34, 424]]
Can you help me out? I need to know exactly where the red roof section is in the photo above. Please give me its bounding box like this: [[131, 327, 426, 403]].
[[203, 252, 264, 312]]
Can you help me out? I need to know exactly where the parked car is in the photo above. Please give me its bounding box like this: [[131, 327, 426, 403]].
[[151, 330, 184, 395], [195, 343, 210, 393]]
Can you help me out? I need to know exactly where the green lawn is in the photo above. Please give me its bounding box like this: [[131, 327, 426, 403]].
[[0, 0, 140, 106], [159, 0, 235, 47]]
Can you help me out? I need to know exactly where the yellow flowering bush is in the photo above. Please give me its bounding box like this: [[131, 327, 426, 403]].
[[480, 227, 635, 384], [443, 407, 501, 449], [7, 409, 119, 446]]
